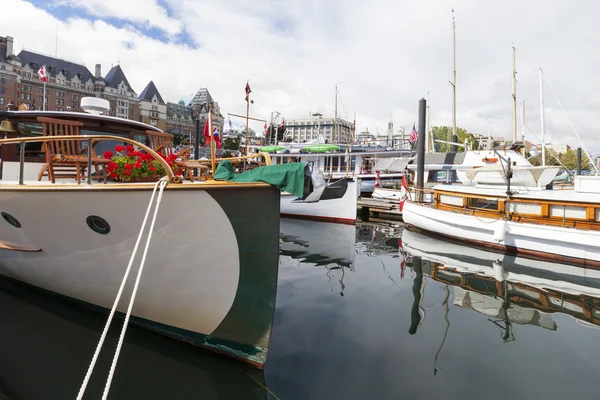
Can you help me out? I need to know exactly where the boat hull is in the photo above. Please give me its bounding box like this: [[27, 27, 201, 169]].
[[280, 179, 358, 224], [402, 201, 600, 268], [0, 184, 280, 366]]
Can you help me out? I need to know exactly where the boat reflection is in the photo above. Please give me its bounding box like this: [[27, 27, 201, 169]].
[[0, 277, 269, 400], [401, 229, 600, 337]]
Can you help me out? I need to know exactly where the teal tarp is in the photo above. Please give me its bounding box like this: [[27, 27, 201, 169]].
[[214, 160, 307, 197]]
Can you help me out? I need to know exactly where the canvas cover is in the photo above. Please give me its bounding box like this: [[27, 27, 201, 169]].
[[214, 160, 307, 197]]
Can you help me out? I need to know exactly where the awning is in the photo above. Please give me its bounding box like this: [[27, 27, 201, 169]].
[[373, 158, 410, 172]]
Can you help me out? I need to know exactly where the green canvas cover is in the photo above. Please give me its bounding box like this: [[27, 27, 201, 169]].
[[214, 160, 307, 197]]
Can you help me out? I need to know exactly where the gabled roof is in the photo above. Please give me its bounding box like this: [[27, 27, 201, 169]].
[[104, 65, 134, 91], [17, 50, 94, 81], [138, 81, 164, 104], [167, 101, 193, 120]]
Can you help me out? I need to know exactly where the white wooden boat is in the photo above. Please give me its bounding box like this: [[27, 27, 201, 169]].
[[0, 109, 296, 368], [402, 153, 600, 267]]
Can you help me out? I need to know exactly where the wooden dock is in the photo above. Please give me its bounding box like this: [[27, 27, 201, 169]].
[[357, 197, 403, 221]]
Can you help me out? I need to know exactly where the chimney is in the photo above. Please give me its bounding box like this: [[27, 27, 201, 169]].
[[6, 36, 13, 58], [95, 63, 101, 78]]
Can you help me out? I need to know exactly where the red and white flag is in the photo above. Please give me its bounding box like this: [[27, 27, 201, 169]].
[[264, 122, 268, 134], [398, 237, 405, 279], [38, 65, 47, 82]]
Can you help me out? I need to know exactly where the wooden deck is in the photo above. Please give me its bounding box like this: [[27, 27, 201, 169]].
[[357, 197, 403, 221]]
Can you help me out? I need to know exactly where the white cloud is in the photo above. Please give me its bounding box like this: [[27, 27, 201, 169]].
[[53, 0, 183, 35], [3, 0, 600, 155]]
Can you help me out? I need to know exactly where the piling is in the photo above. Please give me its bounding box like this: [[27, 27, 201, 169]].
[[577, 147, 582, 175], [416, 98, 427, 202], [194, 117, 201, 160]]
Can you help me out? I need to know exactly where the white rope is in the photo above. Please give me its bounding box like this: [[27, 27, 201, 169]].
[[542, 73, 600, 175], [76, 177, 168, 400], [101, 178, 168, 399]]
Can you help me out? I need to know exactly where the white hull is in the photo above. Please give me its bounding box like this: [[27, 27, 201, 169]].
[[0, 185, 280, 364], [280, 179, 358, 223], [402, 201, 600, 265]]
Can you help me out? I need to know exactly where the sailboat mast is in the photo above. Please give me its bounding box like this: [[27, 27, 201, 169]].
[[451, 9, 457, 152], [334, 84, 338, 143], [539, 68, 546, 166], [426, 91, 430, 153], [512, 43, 517, 143]]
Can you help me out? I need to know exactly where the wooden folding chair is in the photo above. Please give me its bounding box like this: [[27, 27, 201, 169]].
[[37, 116, 109, 184], [146, 130, 209, 181]]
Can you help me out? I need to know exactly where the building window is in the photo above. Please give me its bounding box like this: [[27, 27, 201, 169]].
[[21, 84, 26, 90], [0, 98, 4, 105], [1, 78, 4, 84], [0, 87, 4, 94], [26, 94, 30, 100]]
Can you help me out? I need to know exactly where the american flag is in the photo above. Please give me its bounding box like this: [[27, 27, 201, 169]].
[[409, 123, 418, 144]]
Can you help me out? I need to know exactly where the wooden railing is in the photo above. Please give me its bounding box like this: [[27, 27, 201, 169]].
[[0, 135, 181, 184]]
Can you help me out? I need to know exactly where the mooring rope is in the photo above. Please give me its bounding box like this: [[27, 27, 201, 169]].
[[77, 177, 169, 400]]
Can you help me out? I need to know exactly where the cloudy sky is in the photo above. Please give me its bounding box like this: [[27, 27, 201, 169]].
[[2, 0, 599, 154]]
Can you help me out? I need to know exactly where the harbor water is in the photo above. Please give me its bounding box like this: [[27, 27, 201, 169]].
[[1, 218, 599, 399]]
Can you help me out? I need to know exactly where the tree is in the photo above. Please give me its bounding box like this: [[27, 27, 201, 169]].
[[222, 135, 241, 151], [266, 124, 286, 144], [430, 126, 477, 152], [529, 148, 591, 171]]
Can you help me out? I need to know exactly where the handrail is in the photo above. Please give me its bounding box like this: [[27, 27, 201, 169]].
[[187, 152, 273, 166], [0, 135, 182, 184]]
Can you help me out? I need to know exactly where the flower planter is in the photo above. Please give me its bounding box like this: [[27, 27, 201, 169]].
[[129, 176, 160, 183]]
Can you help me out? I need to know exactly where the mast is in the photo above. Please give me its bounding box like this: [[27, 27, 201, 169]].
[[426, 91, 431, 153], [512, 43, 517, 143], [539, 68, 546, 166], [451, 9, 457, 152], [334, 84, 338, 143]]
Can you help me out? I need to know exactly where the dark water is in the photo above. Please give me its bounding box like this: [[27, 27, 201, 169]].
[[1, 218, 599, 399]]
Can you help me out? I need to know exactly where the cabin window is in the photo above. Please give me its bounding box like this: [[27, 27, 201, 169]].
[[595, 209, 600, 222], [549, 205, 586, 220], [81, 129, 128, 157], [509, 203, 542, 215], [507, 284, 539, 301], [15, 122, 44, 160], [439, 194, 463, 206], [435, 270, 462, 285], [468, 197, 498, 211]]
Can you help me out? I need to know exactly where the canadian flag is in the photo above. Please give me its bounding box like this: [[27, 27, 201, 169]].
[[38, 65, 47, 82], [399, 174, 411, 211]]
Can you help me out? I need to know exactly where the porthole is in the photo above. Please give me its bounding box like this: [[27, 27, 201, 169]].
[[86, 215, 110, 235], [1, 212, 21, 228]]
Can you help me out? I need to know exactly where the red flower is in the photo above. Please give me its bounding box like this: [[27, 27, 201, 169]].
[[126, 151, 136, 157], [135, 151, 144, 157], [124, 163, 133, 170], [103, 151, 114, 159], [142, 154, 154, 162], [107, 161, 118, 171], [125, 145, 135, 153], [168, 153, 178, 161], [109, 172, 119, 179], [123, 169, 132, 176], [149, 166, 157, 171], [133, 160, 142, 169], [114, 145, 125, 153]]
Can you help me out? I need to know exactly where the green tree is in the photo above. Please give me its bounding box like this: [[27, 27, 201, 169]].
[[558, 148, 591, 171], [222, 135, 241, 151], [430, 126, 477, 152]]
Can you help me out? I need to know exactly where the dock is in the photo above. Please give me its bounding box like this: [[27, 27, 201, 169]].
[[357, 197, 403, 221]]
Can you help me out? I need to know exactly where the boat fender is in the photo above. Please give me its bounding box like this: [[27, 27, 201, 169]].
[[493, 220, 507, 243], [492, 261, 506, 282]]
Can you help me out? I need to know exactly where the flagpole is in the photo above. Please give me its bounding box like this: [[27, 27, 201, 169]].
[[43, 80, 46, 111], [209, 103, 216, 175]]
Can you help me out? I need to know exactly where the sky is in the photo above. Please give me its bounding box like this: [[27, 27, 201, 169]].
[[2, 0, 600, 154]]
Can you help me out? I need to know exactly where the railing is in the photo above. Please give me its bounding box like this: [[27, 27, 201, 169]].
[[189, 152, 273, 167], [0, 135, 181, 185]]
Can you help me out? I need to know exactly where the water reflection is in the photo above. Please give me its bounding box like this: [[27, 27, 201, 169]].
[[0, 278, 268, 400], [401, 229, 600, 336]]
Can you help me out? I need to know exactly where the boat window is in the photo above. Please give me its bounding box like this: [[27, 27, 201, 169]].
[[464, 275, 500, 295], [15, 122, 44, 160], [596, 209, 600, 222], [509, 203, 542, 215], [435, 269, 462, 285], [549, 205, 586, 220], [439, 194, 463, 206], [468, 197, 498, 211]]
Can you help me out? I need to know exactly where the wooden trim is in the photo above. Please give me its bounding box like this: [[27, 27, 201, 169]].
[[0, 241, 42, 252], [281, 213, 356, 225], [0, 181, 273, 192]]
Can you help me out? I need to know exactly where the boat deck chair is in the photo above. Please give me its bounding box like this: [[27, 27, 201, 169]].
[[36, 116, 109, 184], [146, 130, 209, 181]]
